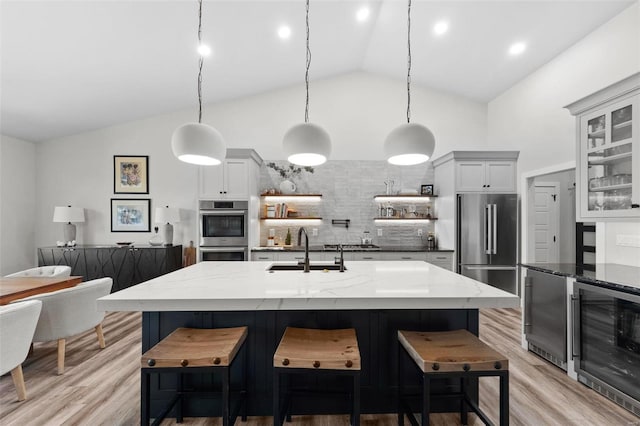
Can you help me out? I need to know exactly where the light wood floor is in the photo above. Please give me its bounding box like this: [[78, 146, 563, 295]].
[[1, 308, 638, 425]]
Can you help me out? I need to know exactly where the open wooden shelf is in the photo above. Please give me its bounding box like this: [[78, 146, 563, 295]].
[[260, 217, 323, 220], [373, 217, 437, 221]]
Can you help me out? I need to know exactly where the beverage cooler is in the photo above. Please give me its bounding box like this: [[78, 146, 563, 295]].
[[572, 281, 640, 415]]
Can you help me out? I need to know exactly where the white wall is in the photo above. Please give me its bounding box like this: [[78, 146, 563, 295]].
[[33, 72, 487, 248], [0, 135, 37, 275], [488, 3, 640, 267]]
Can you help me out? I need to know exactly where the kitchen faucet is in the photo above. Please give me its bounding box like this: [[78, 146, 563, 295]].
[[337, 243, 345, 272], [297, 227, 310, 273]]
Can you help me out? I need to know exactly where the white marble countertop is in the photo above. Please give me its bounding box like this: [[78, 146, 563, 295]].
[[97, 261, 519, 312]]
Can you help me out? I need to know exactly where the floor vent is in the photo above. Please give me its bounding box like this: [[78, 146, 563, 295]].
[[578, 374, 640, 417], [528, 343, 567, 371]]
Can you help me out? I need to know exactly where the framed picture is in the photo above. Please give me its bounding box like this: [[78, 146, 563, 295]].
[[421, 184, 434, 196], [111, 198, 151, 232], [114, 155, 149, 194]]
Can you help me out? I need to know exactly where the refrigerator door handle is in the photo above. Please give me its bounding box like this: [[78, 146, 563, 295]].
[[492, 204, 498, 255], [485, 204, 491, 254], [462, 265, 517, 271]]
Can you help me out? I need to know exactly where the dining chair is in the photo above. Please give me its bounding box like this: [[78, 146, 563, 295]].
[[5, 265, 72, 278], [0, 300, 43, 401], [17, 277, 112, 374]]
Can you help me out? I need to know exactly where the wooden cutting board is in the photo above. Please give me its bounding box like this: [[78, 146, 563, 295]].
[[183, 241, 196, 267]]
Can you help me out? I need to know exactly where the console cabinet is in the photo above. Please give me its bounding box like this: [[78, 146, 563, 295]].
[[38, 245, 182, 292]]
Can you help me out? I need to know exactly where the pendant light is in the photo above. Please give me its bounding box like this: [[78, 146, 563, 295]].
[[171, 0, 226, 166], [282, 0, 331, 167], [384, 0, 435, 166]]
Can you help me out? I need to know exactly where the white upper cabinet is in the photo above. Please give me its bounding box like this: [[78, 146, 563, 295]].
[[435, 151, 519, 194], [566, 73, 639, 220], [455, 160, 516, 192], [198, 149, 262, 200]]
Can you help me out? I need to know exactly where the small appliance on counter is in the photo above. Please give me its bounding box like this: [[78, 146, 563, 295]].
[[361, 231, 372, 246], [426, 232, 437, 250]]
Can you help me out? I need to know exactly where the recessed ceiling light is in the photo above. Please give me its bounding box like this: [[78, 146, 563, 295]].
[[356, 6, 370, 22], [433, 21, 449, 36], [509, 42, 526, 56], [278, 25, 291, 39], [197, 43, 211, 57]]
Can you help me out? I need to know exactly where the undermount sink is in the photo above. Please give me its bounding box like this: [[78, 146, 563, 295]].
[[267, 263, 346, 272]]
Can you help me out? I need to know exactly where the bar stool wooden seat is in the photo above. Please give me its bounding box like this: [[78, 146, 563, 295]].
[[141, 326, 248, 426], [397, 329, 509, 426], [273, 327, 361, 426]]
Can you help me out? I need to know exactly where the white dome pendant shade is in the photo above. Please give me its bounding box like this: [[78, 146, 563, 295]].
[[384, 0, 435, 166], [171, 0, 226, 167], [283, 0, 331, 167], [384, 123, 435, 166], [283, 123, 331, 167], [171, 122, 226, 166]]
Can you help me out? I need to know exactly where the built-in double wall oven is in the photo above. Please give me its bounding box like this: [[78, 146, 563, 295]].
[[572, 281, 640, 416], [199, 200, 249, 262]]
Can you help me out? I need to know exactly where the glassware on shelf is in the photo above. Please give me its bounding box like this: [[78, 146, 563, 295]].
[[612, 105, 632, 143]]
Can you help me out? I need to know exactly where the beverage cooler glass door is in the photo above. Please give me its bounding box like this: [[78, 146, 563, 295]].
[[573, 282, 640, 408], [581, 97, 638, 216]]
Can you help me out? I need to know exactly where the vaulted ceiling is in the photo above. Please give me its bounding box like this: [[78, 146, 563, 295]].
[[1, 0, 634, 142]]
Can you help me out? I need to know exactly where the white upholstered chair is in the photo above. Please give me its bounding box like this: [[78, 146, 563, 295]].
[[0, 300, 43, 401], [5, 265, 72, 278], [18, 277, 112, 374]]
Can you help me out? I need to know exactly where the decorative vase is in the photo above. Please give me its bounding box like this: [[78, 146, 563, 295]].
[[279, 180, 296, 194], [149, 227, 163, 246]]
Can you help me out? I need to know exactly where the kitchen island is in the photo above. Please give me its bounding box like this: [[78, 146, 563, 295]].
[[98, 261, 518, 418]]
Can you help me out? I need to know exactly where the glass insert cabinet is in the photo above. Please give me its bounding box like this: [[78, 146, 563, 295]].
[[567, 72, 639, 219]]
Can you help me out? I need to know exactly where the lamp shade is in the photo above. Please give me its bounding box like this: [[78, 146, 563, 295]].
[[283, 123, 331, 166], [171, 122, 226, 166], [155, 207, 180, 224], [384, 123, 435, 166], [53, 206, 85, 223]]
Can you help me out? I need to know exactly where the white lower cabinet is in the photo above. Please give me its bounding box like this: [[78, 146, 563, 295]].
[[381, 252, 426, 261], [251, 252, 278, 261], [426, 252, 454, 271], [350, 252, 383, 261]]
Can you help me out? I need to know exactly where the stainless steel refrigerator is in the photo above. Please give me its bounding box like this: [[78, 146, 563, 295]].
[[457, 194, 518, 295]]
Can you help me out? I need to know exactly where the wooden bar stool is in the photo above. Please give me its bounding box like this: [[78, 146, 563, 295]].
[[397, 329, 509, 426], [273, 327, 361, 426], [141, 326, 248, 426]]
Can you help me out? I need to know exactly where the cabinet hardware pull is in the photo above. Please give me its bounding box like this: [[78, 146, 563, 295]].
[[571, 294, 580, 359], [401, 257, 411, 260]]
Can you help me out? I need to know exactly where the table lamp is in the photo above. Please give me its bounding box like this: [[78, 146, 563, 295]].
[[53, 205, 85, 243], [155, 206, 180, 246]]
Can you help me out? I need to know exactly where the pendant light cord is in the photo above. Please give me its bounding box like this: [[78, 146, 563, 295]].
[[197, 0, 204, 124], [406, 0, 412, 124], [305, 0, 311, 123]]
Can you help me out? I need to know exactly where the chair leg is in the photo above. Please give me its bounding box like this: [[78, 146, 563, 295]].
[[222, 367, 230, 426], [57, 338, 66, 375], [500, 372, 509, 426], [460, 377, 468, 425], [397, 344, 404, 426], [141, 371, 150, 426], [10, 365, 27, 401], [352, 373, 360, 426], [422, 375, 430, 426], [242, 344, 248, 421], [273, 369, 281, 426], [95, 323, 106, 349]]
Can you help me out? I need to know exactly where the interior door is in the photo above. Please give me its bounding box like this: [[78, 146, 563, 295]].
[[533, 183, 559, 263]]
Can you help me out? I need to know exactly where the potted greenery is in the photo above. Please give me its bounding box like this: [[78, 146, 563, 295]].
[[266, 162, 314, 194]]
